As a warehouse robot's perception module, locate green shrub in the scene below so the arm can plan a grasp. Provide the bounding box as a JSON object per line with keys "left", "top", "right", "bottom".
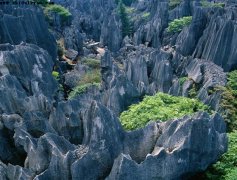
{"left": 52, "top": 71, "right": 59, "bottom": 81}
{"left": 68, "top": 83, "right": 100, "bottom": 99}
{"left": 82, "top": 58, "right": 101, "bottom": 69}
{"left": 201, "top": 0, "right": 225, "bottom": 8}
{"left": 120, "top": 92, "right": 209, "bottom": 130}
{"left": 118, "top": 1, "right": 133, "bottom": 37}
{"left": 169, "top": 0, "right": 181, "bottom": 10}
{"left": 188, "top": 83, "right": 198, "bottom": 98}
{"left": 203, "top": 70, "right": 237, "bottom": 179}
{"left": 125, "top": 7, "right": 135, "bottom": 14}
{"left": 142, "top": 12, "right": 150, "bottom": 20}
{"left": 225, "top": 168, "right": 237, "bottom": 180}
{"left": 179, "top": 76, "right": 188, "bottom": 86}
{"left": 167, "top": 16, "right": 192, "bottom": 33}
{"left": 79, "top": 69, "right": 101, "bottom": 86}
{"left": 205, "top": 131, "right": 237, "bottom": 179}
{"left": 44, "top": 4, "right": 71, "bottom": 23}
{"left": 218, "top": 70, "right": 237, "bottom": 131}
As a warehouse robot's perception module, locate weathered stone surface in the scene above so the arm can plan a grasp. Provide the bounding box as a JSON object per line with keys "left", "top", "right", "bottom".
{"left": 63, "top": 26, "right": 84, "bottom": 55}
{"left": 100, "top": 15, "right": 122, "bottom": 53}
{"left": 193, "top": 7, "right": 237, "bottom": 71}
{"left": 186, "top": 59, "right": 227, "bottom": 110}
{"left": 0, "top": 6, "right": 57, "bottom": 60}
{"left": 176, "top": 7, "right": 207, "bottom": 56}
{"left": 101, "top": 50, "right": 140, "bottom": 115}
{"left": 107, "top": 112, "right": 227, "bottom": 180}
{"left": 0, "top": 1, "right": 233, "bottom": 179}
{"left": 65, "top": 49, "right": 78, "bottom": 61}
{"left": 133, "top": 1, "right": 168, "bottom": 48}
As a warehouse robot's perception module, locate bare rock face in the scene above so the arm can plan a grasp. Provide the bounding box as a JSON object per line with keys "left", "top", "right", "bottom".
{"left": 175, "top": 7, "right": 207, "bottom": 56}
{"left": 101, "top": 50, "right": 140, "bottom": 115}
{"left": 133, "top": 1, "right": 169, "bottom": 48}
{"left": 193, "top": 7, "right": 237, "bottom": 71}
{"left": 0, "top": 6, "right": 57, "bottom": 60}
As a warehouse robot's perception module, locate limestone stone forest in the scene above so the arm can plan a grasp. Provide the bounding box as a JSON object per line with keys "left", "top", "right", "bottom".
{"left": 0, "top": 0, "right": 237, "bottom": 179}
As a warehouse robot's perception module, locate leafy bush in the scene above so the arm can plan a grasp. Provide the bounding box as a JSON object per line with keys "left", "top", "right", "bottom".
{"left": 44, "top": 4, "right": 71, "bottom": 23}
{"left": 179, "top": 76, "right": 188, "bottom": 86}
{"left": 52, "top": 71, "right": 59, "bottom": 81}
{"left": 82, "top": 58, "right": 100, "bottom": 69}
{"left": 167, "top": 16, "right": 192, "bottom": 33}
{"left": 203, "top": 70, "right": 237, "bottom": 179}
{"left": 218, "top": 70, "right": 237, "bottom": 131}
{"left": 205, "top": 131, "right": 237, "bottom": 179}
{"left": 79, "top": 69, "right": 101, "bottom": 86}
{"left": 120, "top": 92, "right": 209, "bottom": 130}
{"left": 68, "top": 83, "right": 100, "bottom": 99}
{"left": 125, "top": 7, "right": 135, "bottom": 14}
{"left": 225, "top": 168, "right": 237, "bottom": 180}
{"left": 188, "top": 83, "right": 198, "bottom": 98}
{"left": 201, "top": 0, "right": 225, "bottom": 8}
{"left": 169, "top": 0, "right": 181, "bottom": 10}
{"left": 118, "top": 1, "right": 133, "bottom": 37}
{"left": 142, "top": 12, "right": 150, "bottom": 20}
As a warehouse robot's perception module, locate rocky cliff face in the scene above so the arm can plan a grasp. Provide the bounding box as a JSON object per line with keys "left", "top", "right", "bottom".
{"left": 0, "top": 0, "right": 234, "bottom": 179}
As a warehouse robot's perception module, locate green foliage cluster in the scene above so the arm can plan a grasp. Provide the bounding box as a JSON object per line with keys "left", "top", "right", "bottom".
{"left": 219, "top": 70, "right": 237, "bottom": 131}
{"left": 118, "top": 1, "right": 133, "bottom": 37}
{"left": 52, "top": 71, "right": 59, "bottom": 81}
{"left": 201, "top": 0, "right": 225, "bottom": 8}
{"left": 44, "top": 4, "right": 71, "bottom": 23}
{"left": 167, "top": 16, "right": 192, "bottom": 33}
{"left": 179, "top": 76, "right": 189, "bottom": 86}
{"left": 205, "top": 131, "right": 237, "bottom": 180}
{"left": 68, "top": 83, "right": 100, "bottom": 99}
{"left": 188, "top": 83, "right": 198, "bottom": 98}
{"left": 125, "top": 7, "right": 136, "bottom": 14}
{"left": 79, "top": 69, "right": 101, "bottom": 86}
{"left": 142, "top": 12, "right": 150, "bottom": 20}
{"left": 120, "top": 92, "right": 209, "bottom": 130}
{"left": 203, "top": 70, "right": 237, "bottom": 179}
{"left": 169, "top": 0, "right": 181, "bottom": 10}
{"left": 82, "top": 58, "right": 101, "bottom": 69}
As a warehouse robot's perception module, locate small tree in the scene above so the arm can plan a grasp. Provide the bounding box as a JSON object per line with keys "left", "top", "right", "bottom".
{"left": 118, "top": 1, "right": 132, "bottom": 37}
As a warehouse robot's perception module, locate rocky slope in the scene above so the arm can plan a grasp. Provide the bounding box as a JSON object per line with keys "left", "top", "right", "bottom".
{"left": 0, "top": 0, "right": 235, "bottom": 179}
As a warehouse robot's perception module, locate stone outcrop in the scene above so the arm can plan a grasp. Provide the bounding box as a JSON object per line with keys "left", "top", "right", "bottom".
{"left": 107, "top": 112, "right": 227, "bottom": 180}
{"left": 193, "top": 7, "right": 237, "bottom": 71}
{"left": 0, "top": 6, "right": 57, "bottom": 60}
{"left": 0, "top": 0, "right": 234, "bottom": 179}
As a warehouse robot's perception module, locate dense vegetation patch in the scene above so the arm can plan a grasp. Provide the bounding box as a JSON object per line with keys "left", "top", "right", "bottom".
{"left": 68, "top": 69, "right": 101, "bottom": 99}
{"left": 169, "top": 0, "right": 181, "bottom": 10}
{"left": 52, "top": 71, "right": 59, "bottom": 81}
{"left": 201, "top": 0, "right": 225, "bottom": 8}
{"left": 167, "top": 16, "right": 192, "bottom": 33}
{"left": 179, "top": 76, "right": 189, "bottom": 86}
{"left": 202, "top": 70, "right": 237, "bottom": 179}
{"left": 141, "top": 12, "right": 150, "bottom": 20}
{"left": 82, "top": 58, "right": 100, "bottom": 69}
{"left": 205, "top": 131, "right": 237, "bottom": 180}
{"left": 218, "top": 70, "right": 237, "bottom": 131}
{"left": 44, "top": 4, "right": 71, "bottom": 23}
{"left": 68, "top": 83, "right": 100, "bottom": 99}
{"left": 120, "top": 92, "right": 209, "bottom": 130}
{"left": 118, "top": 1, "right": 133, "bottom": 37}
